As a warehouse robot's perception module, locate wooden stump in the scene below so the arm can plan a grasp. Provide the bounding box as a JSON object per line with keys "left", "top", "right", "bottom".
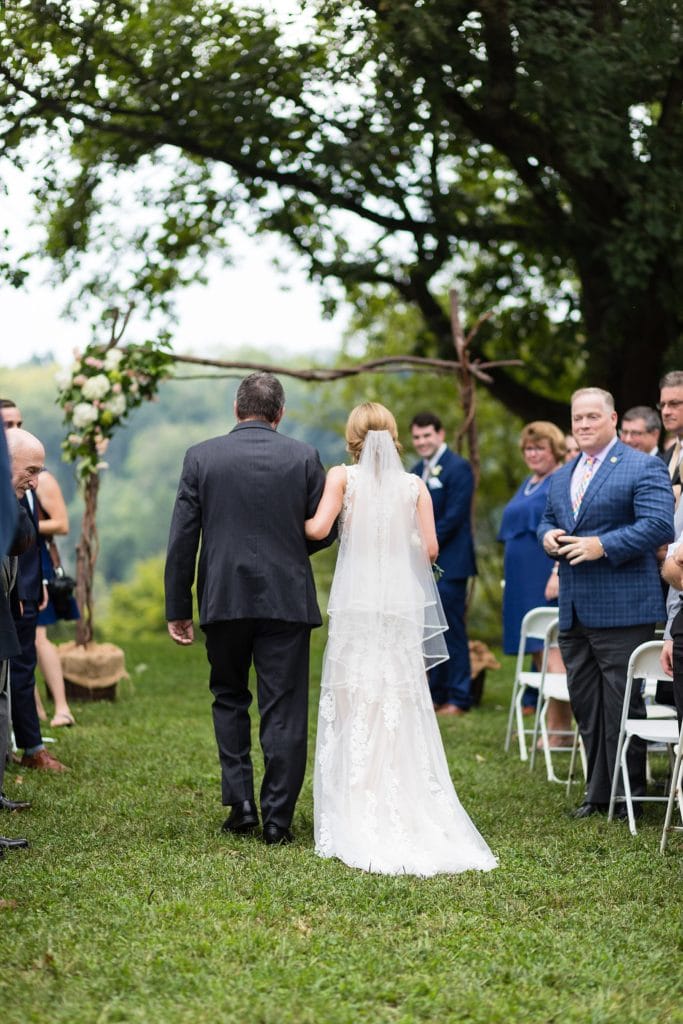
{"left": 57, "top": 641, "right": 129, "bottom": 702}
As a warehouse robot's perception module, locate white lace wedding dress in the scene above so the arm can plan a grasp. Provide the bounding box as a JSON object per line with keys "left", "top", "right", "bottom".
{"left": 313, "top": 439, "right": 497, "bottom": 876}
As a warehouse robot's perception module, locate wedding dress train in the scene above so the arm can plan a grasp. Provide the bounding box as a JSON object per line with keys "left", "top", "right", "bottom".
{"left": 313, "top": 441, "right": 497, "bottom": 876}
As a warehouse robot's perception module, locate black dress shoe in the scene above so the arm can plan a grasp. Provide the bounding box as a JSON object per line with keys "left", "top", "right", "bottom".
{"left": 263, "top": 824, "right": 293, "bottom": 846}
{"left": 571, "top": 801, "right": 608, "bottom": 819}
{"left": 0, "top": 835, "right": 29, "bottom": 850}
{"left": 0, "top": 793, "right": 32, "bottom": 812}
{"left": 613, "top": 802, "right": 643, "bottom": 821}
{"left": 222, "top": 800, "right": 259, "bottom": 835}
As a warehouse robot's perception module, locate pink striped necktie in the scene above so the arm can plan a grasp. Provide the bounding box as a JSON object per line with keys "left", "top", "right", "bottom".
{"left": 572, "top": 456, "right": 596, "bottom": 517}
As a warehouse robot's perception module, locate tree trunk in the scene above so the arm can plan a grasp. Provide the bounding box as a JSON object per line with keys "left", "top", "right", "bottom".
{"left": 75, "top": 471, "right": 100, "bottom": 646}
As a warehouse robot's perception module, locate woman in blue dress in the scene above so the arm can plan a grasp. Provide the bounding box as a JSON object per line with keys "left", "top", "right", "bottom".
{"left": 498, "top": 421, "right": 572, "bottom": 739}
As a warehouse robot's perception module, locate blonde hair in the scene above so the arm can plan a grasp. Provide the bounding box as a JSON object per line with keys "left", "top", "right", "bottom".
{"left": 345, "top": 402, "right": 402, "bottom": 462}
{"left": 519, "top": 421, "right": 566, "bottom": 462}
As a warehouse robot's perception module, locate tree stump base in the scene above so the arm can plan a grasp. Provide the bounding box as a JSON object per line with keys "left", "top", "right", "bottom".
{"left": 57, "top": 641, "right": 129, "bottom": 702}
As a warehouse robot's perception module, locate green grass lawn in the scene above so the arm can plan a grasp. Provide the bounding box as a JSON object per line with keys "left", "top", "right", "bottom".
{"left": 1, "top": 631, "right": 681, "bottom": 1024}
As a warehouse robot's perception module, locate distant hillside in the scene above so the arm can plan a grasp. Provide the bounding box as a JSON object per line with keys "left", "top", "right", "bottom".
{"left": 2, "top": 351, "right": 527, "bottom": 642}
{"left": 1, "top": 354, "right": 347, "bottom": 583}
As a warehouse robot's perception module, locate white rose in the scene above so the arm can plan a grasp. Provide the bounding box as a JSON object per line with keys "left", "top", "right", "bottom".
{"left": 72, "top": 402, "right": 99, "bottom": 429}
{"left": 105, "top": 394, "right": 127, "bottom": 417}
{"left": 104, "top": 349, "right": 124, "bottom": 370}
{"left": 54, "top": 369, "right": 72, "bottom": 390}
{"left": 82, "top": 373, "right": 111, "bottom": 400}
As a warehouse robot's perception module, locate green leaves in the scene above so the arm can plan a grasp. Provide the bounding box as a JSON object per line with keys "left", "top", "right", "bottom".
{"left": 1, "top": 0, "right": 682, "bottom": 414}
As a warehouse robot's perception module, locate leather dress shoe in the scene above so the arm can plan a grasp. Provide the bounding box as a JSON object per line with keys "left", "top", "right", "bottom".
{"left": 436, "top": 704, "right": 467, "bottom": 717}
{"left": 0, "top": 793, "right": 31, "bottom": 812}
{"left": 263, "top": 824, "right": 293, "bottom": 846}
{"left": 21, "top": 749, "right": 68, "bottom": 773}
{"left": 571, "top": 801, "right": 608, "bottom": 819}
{"left": 613, "top": 802, "right": 643, "bottom": 821}
{"left": 222, "top": 800, "right": 259, "bottom": 835}
{"left": 0, "top": 835, "right": 29, "bottom": 850}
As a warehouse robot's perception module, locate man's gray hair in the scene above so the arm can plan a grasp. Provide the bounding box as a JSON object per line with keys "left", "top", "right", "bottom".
{"left": 622, "top": 405, "right": 661, "bottom": 433}
{"left": 659, "top": 370, "right": 683, "bottom": 390}
{"left": 570, "top": 387, "right": 615, "bottom": 412}
{"left": 235, "top": 373, "right": 285, "bottom": 423}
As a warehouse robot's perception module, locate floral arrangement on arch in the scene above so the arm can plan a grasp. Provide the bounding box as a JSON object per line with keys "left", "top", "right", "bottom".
{"left": 56, "top": 339, "right": 173, "bottom": 477}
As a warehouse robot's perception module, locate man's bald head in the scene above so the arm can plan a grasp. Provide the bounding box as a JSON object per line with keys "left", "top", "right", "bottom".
{"left": 6, "top": 428, "right": 45, "bottom": 498}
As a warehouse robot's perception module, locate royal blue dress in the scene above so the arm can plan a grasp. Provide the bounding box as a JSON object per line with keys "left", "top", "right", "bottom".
{"left": 498, "top": 475, "right": 557, "bottom": 655}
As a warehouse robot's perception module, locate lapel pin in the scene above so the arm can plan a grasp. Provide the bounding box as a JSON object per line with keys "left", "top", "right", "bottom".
{"left": 610, "top": 456, "right": 618, "bottom": 463}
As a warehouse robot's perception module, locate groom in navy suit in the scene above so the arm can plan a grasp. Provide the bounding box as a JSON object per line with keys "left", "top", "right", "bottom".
{"left": 411, "top": 412, "right": 477, "bottom": 715}
{"left": 539, "top": 387, "right": 674, "bottom": 818}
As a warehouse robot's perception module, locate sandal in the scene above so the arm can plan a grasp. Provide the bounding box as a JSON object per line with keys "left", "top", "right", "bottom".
{"left": 50, "top": 712, "right": 76, "bottom": 728}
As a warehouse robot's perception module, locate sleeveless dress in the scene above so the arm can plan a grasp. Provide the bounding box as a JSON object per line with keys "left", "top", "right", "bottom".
{"left": 313, "top": 465, "right": 497, "bottom": 876}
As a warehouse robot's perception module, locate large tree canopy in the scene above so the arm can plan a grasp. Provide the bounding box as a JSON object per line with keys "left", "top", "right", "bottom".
{"left": 1, "top": 0, "right": 682, "bottom": 419}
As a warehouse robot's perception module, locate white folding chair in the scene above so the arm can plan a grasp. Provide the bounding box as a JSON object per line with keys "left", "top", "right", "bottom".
{"left": 504, "top": 607, "right": 561, "bottom": 762}
{"left": 608, "top": 641, "right": 680, "bottom": 835}
{"left": 528, "top": 620, "right": 586, "bottom": 786}
{"left": 660, "top": 717, "right": 683, "bottom": 853}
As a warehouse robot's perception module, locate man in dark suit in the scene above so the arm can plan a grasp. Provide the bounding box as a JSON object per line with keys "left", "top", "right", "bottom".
{"left": 165, "top": 373, "right": 335, "bottom": 845}
{"left": 6, "top": 428, "right": 67, "bottom": 774}
{"left": 0, "top": 426, "right": 32, "bottom": 853}
{"left": 658, "top": 371, "right": 683, "bottom": 496}
{"left": 539, "top": 387, "right": 674, "bottom": 819}
{"left": 410, "top": 412, "right": 477, "bottom": 716}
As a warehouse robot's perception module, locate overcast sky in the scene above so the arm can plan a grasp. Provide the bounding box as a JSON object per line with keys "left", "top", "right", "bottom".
{"left": 2, "top": 162, "right": 347, "bottom": 370}
{"left": 1, "top": 1, "right": 350, "bottom": 370}
{"left": 3, "top": 240, "right": 346, "bottom": 369}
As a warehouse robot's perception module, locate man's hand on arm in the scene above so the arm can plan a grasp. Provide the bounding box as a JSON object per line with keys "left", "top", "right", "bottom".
{"left": 661, "top": 639, "right": 674, "bottom": 677}
{"left": 168, "top": 619, "right": 194, "bottom": 645}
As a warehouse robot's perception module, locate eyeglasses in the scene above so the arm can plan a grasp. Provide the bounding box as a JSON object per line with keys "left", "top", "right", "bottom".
{"left": 619, "top": 428, "right": 646, "bottom": 437}
{"left": 522, "top": 445, "right": 550, "bottom": 453}
{"left": 657, "top": 401, "right": 683, "bottom": 410}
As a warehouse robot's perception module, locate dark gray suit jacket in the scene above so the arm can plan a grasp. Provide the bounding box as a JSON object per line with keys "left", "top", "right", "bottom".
{"left": 165, "top": 421, "right": 332, "bottom": 627}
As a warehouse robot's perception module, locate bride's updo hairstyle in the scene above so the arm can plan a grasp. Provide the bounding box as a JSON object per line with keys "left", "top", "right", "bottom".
{"left": 345, "top": 402, "right": 403, "bottom": 462}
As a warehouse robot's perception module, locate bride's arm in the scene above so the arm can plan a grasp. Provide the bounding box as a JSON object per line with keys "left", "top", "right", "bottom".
{"left": 305, "top": 466, "right": 346, "bottom": 540}
{"left": 416, "top": 480, "right": 439, "bottom": 562}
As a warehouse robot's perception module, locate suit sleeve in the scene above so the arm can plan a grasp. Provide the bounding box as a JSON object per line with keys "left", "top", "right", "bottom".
{"left": 305, "top": 450, "right": 338, "bottom": 555}
{"left": 436, "top": 458, "right": 474, "bottom": 547}
{"left": 164, "top": 449, "right": 202, "bottom": 620}
{"left": 598, "top": 456, "right": 674, "bottom": 565}
{"left": 537, "top": 485, "right": 560, "bottom": 542}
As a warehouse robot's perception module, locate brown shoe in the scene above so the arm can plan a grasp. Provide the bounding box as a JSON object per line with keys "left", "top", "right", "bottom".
{"left": 436, "top": 704, "right": 467, "bottom": 717}
{"left": 21, "top": 749, "right": 69, "bottom": 773}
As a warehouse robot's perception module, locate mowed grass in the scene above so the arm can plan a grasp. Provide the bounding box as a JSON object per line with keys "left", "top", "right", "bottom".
{"left": 1, "top": 629, "right": 681, "bottom": 1024}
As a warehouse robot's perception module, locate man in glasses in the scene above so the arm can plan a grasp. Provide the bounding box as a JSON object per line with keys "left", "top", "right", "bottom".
{"left": 619, "top": 406, "right": 661, "bottom": 456}
{"left": 658, "top": 372, "right": 683, "bottom": 499}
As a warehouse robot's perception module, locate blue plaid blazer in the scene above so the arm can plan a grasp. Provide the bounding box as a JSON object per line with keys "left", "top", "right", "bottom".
{"left": 537, "top": 440, "right": 674, "bottom": 629}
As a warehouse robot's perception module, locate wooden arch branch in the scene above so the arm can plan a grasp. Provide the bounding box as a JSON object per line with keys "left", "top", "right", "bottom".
{"left": 170, "top": 289, "right": 519, "bottom": 486}
{"left": 171, "top": 351, "right": 521, "bottom": 387}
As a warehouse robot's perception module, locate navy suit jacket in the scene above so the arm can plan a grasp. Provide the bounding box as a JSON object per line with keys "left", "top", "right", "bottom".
{"left": 411, "top": 447, "right": 476, "bottom": 579}
{"left": 537, "top": 440, "right": 674, "bottom": 629}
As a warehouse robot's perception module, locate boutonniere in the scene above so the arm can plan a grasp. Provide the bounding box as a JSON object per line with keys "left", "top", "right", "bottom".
{"left": 430, "top": 465, "right": 443, "bottom": 478}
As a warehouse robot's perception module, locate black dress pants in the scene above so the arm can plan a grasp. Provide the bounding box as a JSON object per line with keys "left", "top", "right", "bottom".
{"left": 203, "top": 618, "right": 312, "bottom": 828}
{"left": 9, "top": 603, "right": 41, "bottom": 751}
{"left": 559, "top": 619, "right": 653, "bottom": 804}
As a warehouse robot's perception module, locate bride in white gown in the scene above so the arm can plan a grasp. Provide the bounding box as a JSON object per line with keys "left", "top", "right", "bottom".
{"left": 305, "top": 403, "right": 497, "bottom": 877}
